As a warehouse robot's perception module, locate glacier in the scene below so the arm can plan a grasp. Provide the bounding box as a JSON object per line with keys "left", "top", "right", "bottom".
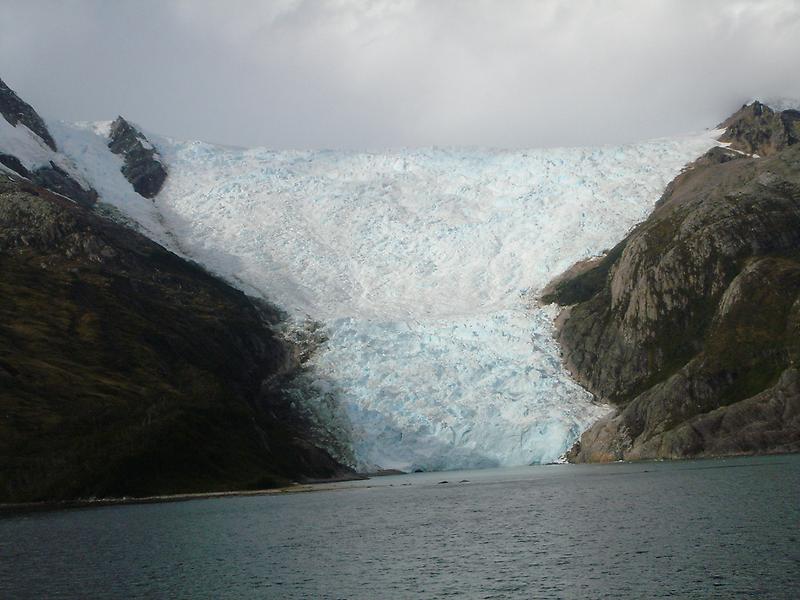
{"left": 46, "top": 122, "right": 720, "bottom": 472}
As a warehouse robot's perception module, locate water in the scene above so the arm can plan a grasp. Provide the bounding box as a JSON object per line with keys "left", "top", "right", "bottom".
{"left": 1, "top": 455, "right": 798, "bottom": 599}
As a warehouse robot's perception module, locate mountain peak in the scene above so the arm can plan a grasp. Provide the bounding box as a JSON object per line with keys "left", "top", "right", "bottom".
{"left": 719, "top": 101, "right": 800, "bottom": 156}
{"left": 0, "top": 77, "right": 57, "bottom": 151}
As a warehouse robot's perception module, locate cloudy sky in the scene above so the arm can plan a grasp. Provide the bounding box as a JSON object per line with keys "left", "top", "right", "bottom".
{"left": 1, "top": 0, "right": 799, "bottom": 149}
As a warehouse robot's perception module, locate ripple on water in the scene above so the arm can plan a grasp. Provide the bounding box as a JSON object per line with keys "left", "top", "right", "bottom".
{"left": 1, "top": 457, "right": 798, "bottom": 599}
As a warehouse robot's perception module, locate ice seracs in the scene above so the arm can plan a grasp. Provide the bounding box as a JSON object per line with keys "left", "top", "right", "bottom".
{"left": 53, "top": 123, "right": 720, "bottom": 472}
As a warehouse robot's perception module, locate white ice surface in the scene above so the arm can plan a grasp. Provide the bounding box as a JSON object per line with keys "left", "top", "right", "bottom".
{"left": 48, "top": 120, "right": 172, "bottom": 245}
{"left": 0, "top": 116, "right": 92, "bottom": 192}
{"left": 0, "top": 116, "right": 54, "bottom": 170}
{"left": 147, "top": 133, "right": 719, "bottom": 471}
{"left": 21, "top": 117, "right": 720, "bottom": 471}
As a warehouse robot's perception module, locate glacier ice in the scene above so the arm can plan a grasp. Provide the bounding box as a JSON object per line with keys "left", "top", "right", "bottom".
{"left": 0, "top": 115, "right": 94, "bottom": 191}
{"left": 51, "top": 124, "right": 720, "bottom": 471}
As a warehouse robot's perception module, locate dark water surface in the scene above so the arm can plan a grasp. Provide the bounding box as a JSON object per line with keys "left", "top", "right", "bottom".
{"left": 1, "top": 455, "right": 798, "bottom": 599}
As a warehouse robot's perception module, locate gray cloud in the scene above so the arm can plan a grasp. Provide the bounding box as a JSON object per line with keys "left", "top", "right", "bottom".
{"left": 1, "top": 0, "right": 799, "bottom": 149}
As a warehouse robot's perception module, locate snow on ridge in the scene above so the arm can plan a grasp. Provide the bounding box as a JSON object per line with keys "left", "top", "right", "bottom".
{"left": 0, "top": 115, "right": 94, "bottom": 192}
{"left": 750, "top": 97, "right": 800, "bottom": 112}
{"left": 49, "top": 120, "right": 172, "bottom": 247}
{"left": 146, "top": 130, "right": 720, "bottom": 471}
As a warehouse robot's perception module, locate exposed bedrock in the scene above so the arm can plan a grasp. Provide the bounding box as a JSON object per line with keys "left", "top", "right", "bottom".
{"left": 0, "top": 77, "right": 57, "bottom": 151}
{"left": 544, "top": 104, "right": 800, "bottom": 461}
{"left": 108, "top": 116, "right": 167, "bottom": 198}
{"left": 719, "top": 100, "right": 800, "bottom": 157}
{"left": 0, "top": 77, "right": 98, "bottom": 207}
{"left": 30, "top": 161, "right": 99, "bottom": 208}
{"left": 0, "top": 153, "right": 29, "bottom": 178}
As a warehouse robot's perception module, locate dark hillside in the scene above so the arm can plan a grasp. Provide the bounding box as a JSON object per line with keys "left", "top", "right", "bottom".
{"left": 0, "top": 175, "right": 352, "bottom": 502}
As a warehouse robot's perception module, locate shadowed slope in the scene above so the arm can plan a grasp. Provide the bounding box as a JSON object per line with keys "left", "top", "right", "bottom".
{"left": 0, "top": 175, "right": 353, "bottom": 502}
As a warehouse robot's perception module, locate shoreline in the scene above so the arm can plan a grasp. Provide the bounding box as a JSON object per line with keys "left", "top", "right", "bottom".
{"left": 2, "top": 452, "right": 795, "bottom": 515}
{"left": 0, "top": 475, "right": 369, "bottom": 515}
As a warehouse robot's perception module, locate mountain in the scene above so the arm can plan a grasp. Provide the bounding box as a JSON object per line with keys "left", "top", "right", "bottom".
{"left": 719, "top": 100, "right": 800, "bottom": 156}
{"left": 0, "top": 78, "right": 98, "bottom": 208}
{"left": 0, "top": 78, "right": 354, "bottom": 503}
{"left": 0, "top": 73, "right": 726, "bottom": 472}
{"left": 543, "top": 102, "right": 800, "bottom": 461}
{"left": 0, "top": 78, "right": 56, "bottom": 151}
{"left": 2, "top": 72, "right": 797, "bottom": 488}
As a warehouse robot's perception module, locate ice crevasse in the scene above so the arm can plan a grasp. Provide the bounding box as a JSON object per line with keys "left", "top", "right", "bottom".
{"left": 55, "top": 123, "right": 721, "bottom": 471}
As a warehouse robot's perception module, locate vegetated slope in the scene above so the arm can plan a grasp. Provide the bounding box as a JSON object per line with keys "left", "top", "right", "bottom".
{"left": 543, "top": 102, "right": 800, "bottom": 461}
{"left": 0, "top": 175, "right": 352, "bottom": 503}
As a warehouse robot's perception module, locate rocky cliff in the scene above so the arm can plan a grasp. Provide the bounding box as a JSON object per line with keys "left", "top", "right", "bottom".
{"left": 544, "top": 103, "right": 800, "bottom": 462}
{"left": 719, "top": 100, "right": 800, "bottom": 156}
{"left": 0, "top": 78, "right": 56, "bottom": 151}
{"left": 0, "top": 77, "right": 98, "bottom": 207}
{"left": 0, "top": 173, "right": 353, "bottom": 503}
{"left": 108, "top": 116, "right": 167, "bottom": 198}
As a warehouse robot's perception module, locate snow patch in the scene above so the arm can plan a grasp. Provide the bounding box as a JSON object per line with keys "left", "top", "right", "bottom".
{"left": 753, "top": 97, "right": 800, "bottom": 112}
{"left": 0, "top": 116, "right": 92, "bottom": 192}
{"left": 48, "top": 120, "right": 172, "bottom": 247}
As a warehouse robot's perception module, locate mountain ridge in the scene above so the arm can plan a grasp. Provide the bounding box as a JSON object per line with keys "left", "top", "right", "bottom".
{"left": 2, "top": 74, "right": 797, "bottom": 489}
{"left": 0, "top": 78, "right": 356, "bottom": 503}
{"left": 543, "top": 103, "right": 800, "bottom": 462}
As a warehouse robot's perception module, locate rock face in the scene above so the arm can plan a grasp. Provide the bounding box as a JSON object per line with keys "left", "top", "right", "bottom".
{"left": 0, "top": 77, "right": 57, "bottom": 151}
{"left": 0, "top": 175, "right": 353, "bottom": 503}
{"left": 0, "top": 153, "right": 29, "bottom": 177}
{"left": 29, "top": 161, "right": 99, "bottom": 208}
{"left": 544, "top": 103, "right": 800, "bottom": 462}
{"left": 0, "top": 77, "right": 98, "bottom": 208}
{"left": 108, "top": 116, "right": 167, "bottom": 198}
{"left": 719, "top": 101, "right": 800, "bottom": 156}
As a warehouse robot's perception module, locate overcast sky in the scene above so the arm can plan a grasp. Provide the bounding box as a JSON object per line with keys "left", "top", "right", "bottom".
{"left": 1, "top": 0, "right": 799, "bottom": 149}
